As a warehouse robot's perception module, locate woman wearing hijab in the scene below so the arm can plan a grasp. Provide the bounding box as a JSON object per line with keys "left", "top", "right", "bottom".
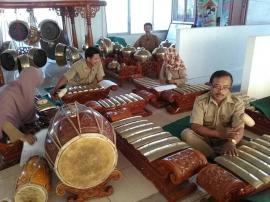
{"left": 159, "top": 47, "right": 187, "bottom": 86}
{"left": 0, "top": 67, "right": 44, "bottom": 144}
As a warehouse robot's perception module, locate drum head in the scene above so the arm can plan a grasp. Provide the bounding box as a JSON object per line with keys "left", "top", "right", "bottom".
{"left": 15, "top": 184, "right": 48, "bottom": 202}
{"left": 55, "top": 133, "right": 117, "bottom": 189}
{"left": 9, "top": 20, "right": 29, "bottom": 41}
{"left": 40, "top": 20, "right": 60, "bottom": 42}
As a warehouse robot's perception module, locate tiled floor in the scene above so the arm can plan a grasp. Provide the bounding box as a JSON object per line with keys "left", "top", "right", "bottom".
{"left": 0, "top": 62, "right": 259, "bottom": 201}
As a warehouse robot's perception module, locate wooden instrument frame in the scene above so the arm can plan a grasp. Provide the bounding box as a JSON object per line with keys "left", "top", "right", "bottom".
{"left": 0, "top": 0, "right": 106, "bottom": 47}
{"left": 56, "top": 169, "right": 121, "bottom": 202}
{"left": 0, "top": 141, "right": 23, "bottom": 170}
{"left": 245, "top": 108, "right": 270, "bottom": 135}
{"left": 61, "top": 87, "right": 111, "bottom": 104}
{"left": 102, "top": 56, "right": 142, "bottom": 86}
{"left": 116, "top": 135, "right": 197, "bottom": 202}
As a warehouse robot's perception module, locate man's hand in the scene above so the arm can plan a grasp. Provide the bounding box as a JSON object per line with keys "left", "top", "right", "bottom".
{"left": 21, "top": 134, "right": 37, "bottom": 145}
{"left": 221, "top": 142, "right": 238, "bottom": 156}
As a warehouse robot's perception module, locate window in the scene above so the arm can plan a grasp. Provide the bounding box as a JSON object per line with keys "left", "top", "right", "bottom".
{"left": 106, "top": 0, "right": 172, "bottom": 34}
{"left": 172, "top": 0, "right": 196, "bottom": 22}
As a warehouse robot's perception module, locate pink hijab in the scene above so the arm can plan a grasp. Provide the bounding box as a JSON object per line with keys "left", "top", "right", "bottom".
{"left": 0, "top": 67, "right": 44, "bottom": 138}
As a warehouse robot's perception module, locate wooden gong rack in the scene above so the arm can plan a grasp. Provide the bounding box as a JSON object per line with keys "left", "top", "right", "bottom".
{"left": 0, "top": 0, "right": 106, "bottom": 48}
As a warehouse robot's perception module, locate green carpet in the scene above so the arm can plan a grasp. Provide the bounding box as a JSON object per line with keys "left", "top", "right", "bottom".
{"left": 240, "top": 189, "right": 270, "bottom": 202}
{"left": 250, "top": 96, "right": 270, "bottom": 118}
{"left": 162, "top": 116, "right": 190, "bottom": 138}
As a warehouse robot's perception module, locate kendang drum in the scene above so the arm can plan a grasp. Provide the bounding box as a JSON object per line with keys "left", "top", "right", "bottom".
{"left": 45, "top": 102, "right": 118, "bottom": 189}
{"left": 14, "top": 156, "right": 50, "bottom": 202}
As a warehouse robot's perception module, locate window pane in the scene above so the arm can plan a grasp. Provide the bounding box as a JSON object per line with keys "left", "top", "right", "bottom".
{"left": 177, "top": 0, "right": 185, "bottom": 21}
{"left": 153, "top": 0, "right": 172, "bottom": 30}
{"left": 130, "top": 0, "right": 153, "bottom": 34}
{"left": 106, "top": 0, "right": 128, "bottom": 33}
{"left": 186, "top": 0, "right": 195, "bottom": 21}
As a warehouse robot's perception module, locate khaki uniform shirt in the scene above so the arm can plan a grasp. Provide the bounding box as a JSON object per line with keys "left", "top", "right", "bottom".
{"left": 64, "top": 59, "right": 105, "bottom": 85}
{"left": 134, "top": 34, "right": 160, "bottom": 52}
{"left": 191, "top": 92, "right": 245, "bottom": 131}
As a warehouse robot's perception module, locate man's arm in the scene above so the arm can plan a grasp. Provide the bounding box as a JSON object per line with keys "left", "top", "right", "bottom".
{"left": 191, "top": 123, "right": 223, "bottom": 138}
{"left": 2, "top": 121, "right": 36, "bottom": 145}
{"left": 96, "top": 63, "right": 105, "bottom": 82}
{"left": 52, "top": 76, "right": 68, "bottom": 96}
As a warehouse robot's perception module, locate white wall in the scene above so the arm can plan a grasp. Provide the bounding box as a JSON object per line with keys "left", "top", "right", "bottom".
{"left": 241, "top": 36, "right": 270, "bottom": 99}
{"left": 176, "top": 25, "right": 270, "bottom": 86}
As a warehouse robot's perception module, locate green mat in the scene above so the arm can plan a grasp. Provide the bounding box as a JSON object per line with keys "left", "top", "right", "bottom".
{"left": 162, "top": 116, "right": 190, "bottom": 138}
{"left": 240, "top": 189, "right": 270, "bottom": 202}
{"left": 250, "top": 96, "right": 270, "bottom": 118}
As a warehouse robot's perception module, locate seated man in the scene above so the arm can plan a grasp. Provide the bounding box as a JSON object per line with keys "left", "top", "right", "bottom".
{"left": 159, "top": 47, "right": 187, "bottom": 86}
{"left": 134, "top": 22, "right": 160, "bottom": 53}
{"left": 52, "top": 47, "right": 105, "bottom": 95}
{"left": 181, "top": 70, "right": 245, "bottom": 158}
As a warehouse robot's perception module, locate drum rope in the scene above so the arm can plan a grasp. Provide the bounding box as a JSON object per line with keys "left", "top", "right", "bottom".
{"left": 91, "top": 107, "right": 103, "bottom": 134}
{"left": 61, "top": 105, "right": 80, "bottom": 135}
{"left": 75, "top": 102, "right": 82, "bottom": 134}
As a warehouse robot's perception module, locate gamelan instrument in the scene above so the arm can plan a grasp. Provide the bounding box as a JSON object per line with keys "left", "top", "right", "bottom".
{"left": 8, "top": 20, "right": 29, "bottom": 42}
{"left": 0, "top": 49, "right": 18, "bottom": 71}
{"left": 45, "top": 102, "right": 118, "bottom": 189}
{"left": 14, "top": 156, "right": 51, "bottom": 202}
{"left": 86, "top": 92, "right": 152, "bottom": 121}
{"left": 0, "top": 141, "right": 23, "bottom": 170}
{"left": 161, "top": 83, "right": 210, "bottom": 114}
{"left": 112, "top": 116, "right": 207, "bottom": 201}
{"left": 61, "top": 80, "right": 118, "bottom": 104}
{"left": 0, "top": 66, "right": 4, "bottom": 87}
{"left": 234, "top": 93, "right": 270, "bottom": 135}
{"left": 133, "top": 76, "right": 209, "bottom": 112}
{"left": 197, "top": 135, "right": 270, "bottom": 202}
{"left": 103, "top": 60, "right": 142, "bottom": 86}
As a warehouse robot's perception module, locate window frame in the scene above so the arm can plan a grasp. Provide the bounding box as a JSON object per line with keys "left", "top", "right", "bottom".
{"left": 171, "top": 0, "right": 196, "bottom": 24}
{"left": 106, "top": 0, "right": 172, "bottom": 35}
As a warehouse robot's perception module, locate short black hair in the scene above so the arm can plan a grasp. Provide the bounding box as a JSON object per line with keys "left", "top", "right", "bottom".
{"left": 144, "top": 23, "right": 152, "bottom": 28}
{"left": 209, "top": 70, "right": 233, "bottom": 85}
{"left": 85, "top": 47, "right": 101, "bottom": 59}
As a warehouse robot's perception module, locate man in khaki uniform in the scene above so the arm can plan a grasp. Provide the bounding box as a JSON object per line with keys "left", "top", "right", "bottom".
{"left": 52, "top": 47, "right": 105, "bottom": 95}
{"left": 134, "top": 23, "right": 160, "bottom": 53}
{"left": 181, "top": 70, "right": 245, "bottom": 158}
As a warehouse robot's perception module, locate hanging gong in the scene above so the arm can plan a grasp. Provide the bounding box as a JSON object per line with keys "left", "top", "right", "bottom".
{"left": 68, "top": 46, "right": 81, "bottom": 65}
{"left": 55, "top": 43, "right": 67, "bottom": 66}
{"left": 17, "top": 54, "right": 31, "bottom": 72}
{"left": 8, "top": 20, "right": 29, "bottom": 42}
{"left": 39, "top": 20, "right": 61, "bottom": 42}
{"left": 28, "top": 48, "right": 47, "bottom": 68}
{"left": 40, "top": 30, "right": 68, "bottom": 60}
{"left": 0, "top": 49, "right": 18, "bottom": 71}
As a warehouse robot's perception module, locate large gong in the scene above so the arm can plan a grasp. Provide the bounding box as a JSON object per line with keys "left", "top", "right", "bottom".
{"left": 8, "top": 20, "right": 29, "bottom": 42}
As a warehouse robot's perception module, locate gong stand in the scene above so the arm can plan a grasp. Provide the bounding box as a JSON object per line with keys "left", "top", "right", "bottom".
{"left": 0, "top": 0, "right": 106, "bottom": 47}
{"left": 56, "top": 169, "right": 122, "bottom": 202}
{"left": 0, "top": 67, "right": 4, "bottom": 87}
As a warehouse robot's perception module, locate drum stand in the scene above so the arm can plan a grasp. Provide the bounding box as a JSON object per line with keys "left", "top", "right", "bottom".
{"left": 56, "top": 169, "right": 122, "bottom": 202}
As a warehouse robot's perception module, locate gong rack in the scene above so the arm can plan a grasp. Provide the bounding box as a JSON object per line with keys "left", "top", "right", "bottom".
{"left": 0, "top": 0, "right": 106, "bottom": 48}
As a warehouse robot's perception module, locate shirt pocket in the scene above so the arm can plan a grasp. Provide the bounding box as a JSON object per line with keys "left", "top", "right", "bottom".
{"left": 204, "top": 114, "right": 214, "bottom": 127}
{"left": 219, "top": 113, "right": 232, "bottom": 127}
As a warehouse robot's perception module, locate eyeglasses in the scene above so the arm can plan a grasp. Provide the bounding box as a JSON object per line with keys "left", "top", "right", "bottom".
{"left": 212, "top": 84, "right": 231, "bottom": 91}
